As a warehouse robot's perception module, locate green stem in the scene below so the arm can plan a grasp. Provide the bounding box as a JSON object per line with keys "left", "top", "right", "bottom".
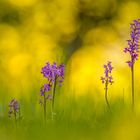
{"left": 131, "top": 64, "right": 134, "bottom": 112}
{"left": 43, "top": 95, "right": 47, "bottom": 125}
{"left": 123, "top": 88, "right": 125, "bottom": 105}
{"left": 51, "top": 77, "right": 56, "bottom": 120}
{"left": 105, "top": 83, "right": 111, "bottom": 112}
{"left": 19, "top": 107, "right": 21, "bottom": 123}
{"left": 14, "top": 109, "right": 17, "bottom": 128}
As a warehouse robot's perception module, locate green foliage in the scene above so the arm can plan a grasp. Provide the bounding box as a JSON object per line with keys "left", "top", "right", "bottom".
{"left": 0, "top": 93, "right": 139, "bottom": 140}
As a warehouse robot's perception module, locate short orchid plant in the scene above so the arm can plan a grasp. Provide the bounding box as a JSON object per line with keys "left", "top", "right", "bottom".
{"left": 9, "top": 99, "right": 20, "bottom": 125}
{"left": 101, "top": 61, "right": 113, "bottom": 111}
{"left": 40, "top": 62, "right": 65, "bottom": 121}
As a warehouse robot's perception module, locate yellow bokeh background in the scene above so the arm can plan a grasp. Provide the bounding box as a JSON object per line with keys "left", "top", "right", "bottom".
{"left": 0, "top": 0, "right": 140, "bottom": 107}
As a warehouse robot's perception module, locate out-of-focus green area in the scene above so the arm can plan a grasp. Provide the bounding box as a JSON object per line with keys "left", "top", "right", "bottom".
{"left": 1, "top": 0, "right": 140, "bottom": 139}
{"left": 0, "top": 96, "right": 140, "bottom": 140}
{"left": 0, "top": 0, "right": 140, "bottom": 98}
{"left": 1, "top": 0, "right": 140, "bottom": 99}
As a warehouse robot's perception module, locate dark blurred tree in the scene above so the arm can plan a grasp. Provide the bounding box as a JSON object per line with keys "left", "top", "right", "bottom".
{"left": 63, "top": 0, "right": 120, "bottom": 62}
{"left": 0, "top": 2, "right": 22, "bottom": 26}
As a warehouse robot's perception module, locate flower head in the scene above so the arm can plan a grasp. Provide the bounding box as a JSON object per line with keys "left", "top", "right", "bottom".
{"left": 41, "top": 62, "right": 65, "bottom": 84}
{"left": 101, "top": 61, "right": 113, "bottom": 85}
{"left": 40, "top": 84, "right": 51, "bottom": 96}
{"left": 40, "top": 62, "right": 65, "bottom": 97}
{"left": 8, "top": 99, "right": 20, "bottom": 117}
{"left": 124, "top": 19, "right": 140, "bottom": 67}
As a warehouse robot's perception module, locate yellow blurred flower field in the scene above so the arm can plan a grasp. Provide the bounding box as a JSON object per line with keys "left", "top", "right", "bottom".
{"left": 0, "top": 0, "right": 140, "bottom": 140}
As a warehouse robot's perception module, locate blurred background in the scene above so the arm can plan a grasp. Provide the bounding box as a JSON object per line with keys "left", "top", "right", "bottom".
{"left": 1, "top": 0, "right": 140, "bottom": 140}
{"left": 1, "top": 0, "right": 140, "bottom": 110}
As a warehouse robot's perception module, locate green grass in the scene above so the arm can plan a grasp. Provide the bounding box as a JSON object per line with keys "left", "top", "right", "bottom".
{"left": 0, "top": 92, "right": 139, "bottom": 140}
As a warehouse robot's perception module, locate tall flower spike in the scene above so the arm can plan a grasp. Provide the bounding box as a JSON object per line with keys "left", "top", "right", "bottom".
{"left": 124, "top": 19, "right": 140, "bottom": 112}
{"left": 101, "top": 61, "right": 113, "bottom": 85}
{"left": 101, "top": 61, "right": 113, "bottom": 111}
{"left": 124, "top": 19, "right": 140, "bottom": 67}
{"left": 40, "top": 62, "right": 65, "bottom": 98}
{"left": 40, "top": 62, "right": 65, "bottom": 121}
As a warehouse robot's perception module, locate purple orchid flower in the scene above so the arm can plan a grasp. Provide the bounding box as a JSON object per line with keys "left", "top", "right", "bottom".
{"left": 40, "top": 62, "right": 65, "bottom": 121}
{"left": 124, "top": 19, "right": 140, "bottom": 111}
{"left": 101, "top": 61, "right": 113, "bottom": 111}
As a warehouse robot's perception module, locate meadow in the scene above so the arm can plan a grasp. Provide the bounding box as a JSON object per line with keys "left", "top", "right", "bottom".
{"left": 1, "top": 93, "right": 139, "bottom": 140}
{"left": 1, "top": 0, "right": 140, "bottom": 140}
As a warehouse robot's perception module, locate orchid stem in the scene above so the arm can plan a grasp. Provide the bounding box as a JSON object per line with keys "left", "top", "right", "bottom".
{"left": 43, "top": 95, "right": 47, "bottom": 125}
{"left": 105, "top": 83, "right": 111, "bottom": 112}
{"left": 52, "top": 77, "right": 56, "bottom": 120}
{"left": 19, "top": 107, "right": 21, "bottom": 123}
{"left": 131, "top": 64, "right": 134, "bottom": 112}
{"left": 14, "top": 109, "right": 17, "bottom": 128}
